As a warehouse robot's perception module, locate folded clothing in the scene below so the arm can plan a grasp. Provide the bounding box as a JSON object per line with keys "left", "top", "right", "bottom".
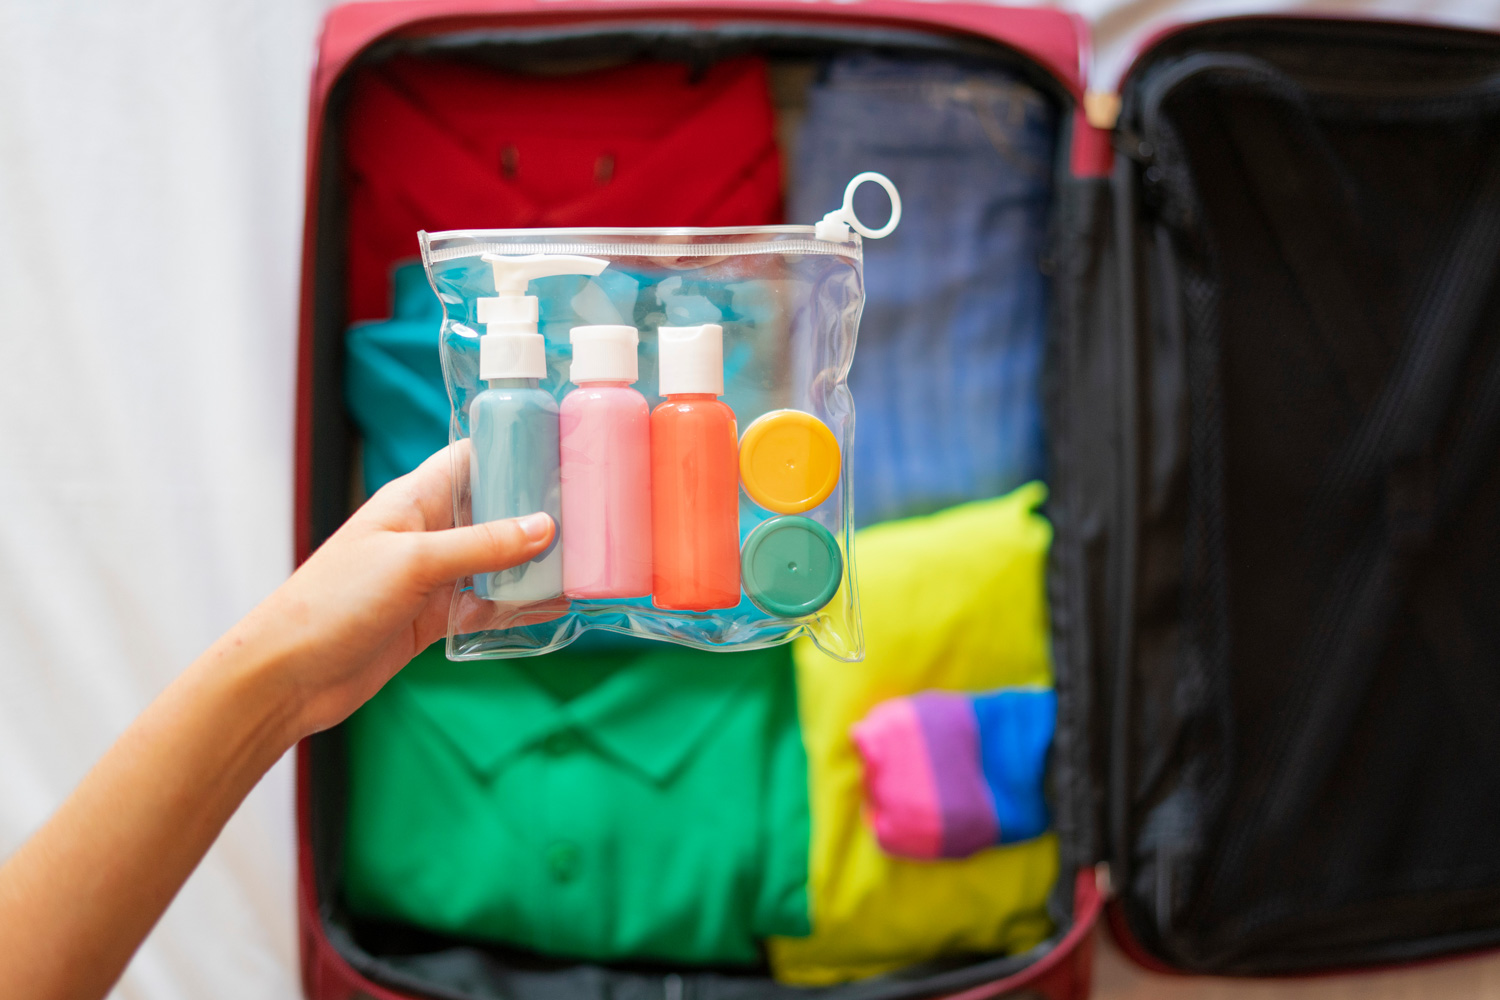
{"left": 344, "top": 55, "right": 782, "bottom": 323}
{"left": 344, "top": 274, "right": 813, "bottom": 962}
{"left": 769, "top": 482, "right": 1057, "bottom": 985}
{"left": 340, "top": 63, "right": 802, "bottom": 965}
{"left": 854, "top": 688, "right": 1055, "bottom": 860}
{"left": 790, "top": 54, "right": 1056, "bottom": 525}
{"left": 344, "top": 56, "right": 785, "bottom": 492}
{"left": 343, "top": 641, "right": 810, "bottom": 965}
{"left": 345, "top": 263, "right": 448, "bottom": 495}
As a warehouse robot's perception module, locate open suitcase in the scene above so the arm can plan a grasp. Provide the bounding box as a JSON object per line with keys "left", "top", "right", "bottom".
{"left": 294, "top": 3, "right": 1500, "bottom": 998}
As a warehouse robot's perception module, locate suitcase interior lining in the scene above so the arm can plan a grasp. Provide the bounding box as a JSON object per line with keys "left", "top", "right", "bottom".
{"left": 305, "top": 24, "right": 1084, "bottom": 1000}
{"left": 1110, "top": 18, "right": 1500, "bottom": 975}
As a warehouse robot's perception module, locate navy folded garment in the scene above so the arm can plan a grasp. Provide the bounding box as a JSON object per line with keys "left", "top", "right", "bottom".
{"left": 791, "top": 55, "right": 1056, "bottom": 525}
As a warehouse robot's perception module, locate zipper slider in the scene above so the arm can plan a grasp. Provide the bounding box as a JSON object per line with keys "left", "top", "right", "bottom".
{"left": 1094, "top": 861, "right": 1116, "bottom": 900}
{"left": 815, "top": 171, "right": 902, "bottom": 243}
{"left": 1084, "top": 91, "right": 1120, "bottom": 130}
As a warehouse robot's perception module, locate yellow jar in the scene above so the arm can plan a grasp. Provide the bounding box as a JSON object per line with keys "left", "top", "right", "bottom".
{"left": 738, "top": 409, "right": 841, "bottom": 514}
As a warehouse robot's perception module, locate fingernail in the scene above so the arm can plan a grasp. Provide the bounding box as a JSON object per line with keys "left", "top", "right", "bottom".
{"left": 516, "top": 512, "right": 552, "bottom": 543}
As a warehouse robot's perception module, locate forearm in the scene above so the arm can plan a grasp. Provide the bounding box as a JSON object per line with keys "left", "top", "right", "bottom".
{"left": 0, "top": 637, "right": 301, "bottom": 1000}
{"left": 0, "top": 445, "right": 550, "bottom": 1000}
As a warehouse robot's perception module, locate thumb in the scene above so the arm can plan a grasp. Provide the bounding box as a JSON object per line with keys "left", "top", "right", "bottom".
{"left": 413, "top": 512, "right": 555, "bottom": 585}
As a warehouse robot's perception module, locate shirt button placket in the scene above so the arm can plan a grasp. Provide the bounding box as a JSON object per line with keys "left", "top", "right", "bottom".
{"left": 542, "top": 729, "right": 580, "bottom": 757}
{"left": 537, "top": 725, "right": 582, "bottom": 952}
{"left": 546, "top": 839, "right": 581, "bottom": 884}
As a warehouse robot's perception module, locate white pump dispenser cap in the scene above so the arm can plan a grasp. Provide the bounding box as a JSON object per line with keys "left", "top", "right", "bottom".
{"left": 477, "top": 253, "right": 609, "bottom": 380}
{"left": 570, "top": 325, "right": 639, "bottom": 384}
{"left": 658, "top": 324, "right": 724, "bottom": 396}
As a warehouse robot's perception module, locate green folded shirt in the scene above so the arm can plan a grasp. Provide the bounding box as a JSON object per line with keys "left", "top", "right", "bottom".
{"left": 343, "top": 640, "right": 811, "bottom": 965}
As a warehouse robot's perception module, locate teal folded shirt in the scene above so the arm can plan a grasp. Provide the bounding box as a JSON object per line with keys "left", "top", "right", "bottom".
{"left": 345, "top": 263, "right": 449, "bottom": 496}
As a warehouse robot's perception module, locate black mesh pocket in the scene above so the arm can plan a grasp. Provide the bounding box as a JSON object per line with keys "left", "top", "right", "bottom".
{"left": 1122, "top": 35, "right": 1500, "bottom": 972}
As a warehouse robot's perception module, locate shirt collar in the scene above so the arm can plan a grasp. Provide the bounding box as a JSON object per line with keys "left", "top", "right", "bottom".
{"left": 390, "top": 643, "right": 774, "bottom": 786}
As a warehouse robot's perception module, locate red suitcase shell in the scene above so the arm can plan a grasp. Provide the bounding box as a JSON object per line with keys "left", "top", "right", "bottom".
{"left": 295, "top": 4, "right": 1500, "bottom": 997}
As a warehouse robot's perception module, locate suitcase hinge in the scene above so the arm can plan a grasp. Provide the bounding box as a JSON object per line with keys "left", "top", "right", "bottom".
{"left": 1112, "top": 129, "right": 1155, "bottom": 166}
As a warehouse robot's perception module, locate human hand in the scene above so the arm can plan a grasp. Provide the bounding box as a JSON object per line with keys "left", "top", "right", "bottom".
{"left": 0, "top": 441, "right": 558, "bottom": 1000}
{"left": 211, "top": 442, "right": 555, "bottom": 742}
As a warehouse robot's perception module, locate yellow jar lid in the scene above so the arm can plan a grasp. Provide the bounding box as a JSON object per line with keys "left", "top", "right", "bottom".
{"left": 739, "top": 409, "right": 841, "bottom": 514}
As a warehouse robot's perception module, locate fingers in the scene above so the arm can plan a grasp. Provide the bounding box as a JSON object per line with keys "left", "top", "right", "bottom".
{"left": 410, "top": 512, "right": 554, "bottom": 586}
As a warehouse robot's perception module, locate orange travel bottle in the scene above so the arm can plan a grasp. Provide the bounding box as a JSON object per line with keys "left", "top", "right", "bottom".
{"left": 651, "top": 324, "right": 741, "bottom": 610}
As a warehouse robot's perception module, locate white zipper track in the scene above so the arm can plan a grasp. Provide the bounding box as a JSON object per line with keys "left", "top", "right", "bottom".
{"left": 424, "top": 239, "right": 860, "bottom": 263}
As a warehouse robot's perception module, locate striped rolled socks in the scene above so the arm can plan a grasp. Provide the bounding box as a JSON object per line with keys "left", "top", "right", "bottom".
{"left": 851, "top": 689, "right": 1055, "bottom": 859}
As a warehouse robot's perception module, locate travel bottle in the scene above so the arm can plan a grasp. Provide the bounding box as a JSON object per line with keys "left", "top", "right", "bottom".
{"left": 650, "top": 324, "right": 741, "bottom": 610}
{"left": 559, "top": 325, "right": 652, "bottom": 599}
{"left": 469, "top": 252, "right": 608, "bottom": 602}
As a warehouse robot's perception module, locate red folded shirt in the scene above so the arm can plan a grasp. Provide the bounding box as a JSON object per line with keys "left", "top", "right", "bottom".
{"left": 343, "top": 55, "right": 784, "bottom": 323}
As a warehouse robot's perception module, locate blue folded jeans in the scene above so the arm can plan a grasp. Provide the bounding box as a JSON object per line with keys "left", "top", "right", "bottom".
{"left": 791, "top": 55, "right": 1056, "bottom": 525}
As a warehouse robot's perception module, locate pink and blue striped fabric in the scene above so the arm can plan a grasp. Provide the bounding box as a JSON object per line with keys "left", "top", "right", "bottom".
{"left": 852, "top": 689, "right": 1054, "bottom": 859}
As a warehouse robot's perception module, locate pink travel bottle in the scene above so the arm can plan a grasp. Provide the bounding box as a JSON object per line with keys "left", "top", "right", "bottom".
{"left": 559, "top": 325, "right": 653, "bottom": 599}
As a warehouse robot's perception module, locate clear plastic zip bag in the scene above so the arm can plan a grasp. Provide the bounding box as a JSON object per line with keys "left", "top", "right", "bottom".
{"left": 423, "top": 173, "right": 900, "bottom": 661}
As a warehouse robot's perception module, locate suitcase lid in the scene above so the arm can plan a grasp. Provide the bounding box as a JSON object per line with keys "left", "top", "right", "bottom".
{"left": 1080, "top": 9, "right": 1500, "bottom": 979}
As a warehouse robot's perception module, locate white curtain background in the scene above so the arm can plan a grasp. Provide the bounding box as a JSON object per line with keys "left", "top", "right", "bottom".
{"left": 0, "top": 2, "right": 1497, "bottom": 998}
{"left": 0, "top": 2, "right": 333, "bottom": 998}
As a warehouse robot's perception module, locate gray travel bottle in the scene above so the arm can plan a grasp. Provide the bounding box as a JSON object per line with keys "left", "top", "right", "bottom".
{"left": 469, "top": 252, "right": 608, "bottom": 602}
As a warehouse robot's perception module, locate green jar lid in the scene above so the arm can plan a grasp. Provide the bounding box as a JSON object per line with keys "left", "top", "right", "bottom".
{"left": 740, "top": 515, "right": 843, "bottom": 619}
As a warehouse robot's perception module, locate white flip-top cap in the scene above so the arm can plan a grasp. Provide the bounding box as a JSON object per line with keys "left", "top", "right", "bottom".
{"left": 570, "top": 325, "right": 639, "bottom": 384}
{"left": 658, "top": 324, "right": 724, "bottom": 397}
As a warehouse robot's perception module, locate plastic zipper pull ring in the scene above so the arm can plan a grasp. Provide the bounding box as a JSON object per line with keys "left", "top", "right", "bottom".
{"left": 815, "top": 171, "right": 902, "bottom": 243}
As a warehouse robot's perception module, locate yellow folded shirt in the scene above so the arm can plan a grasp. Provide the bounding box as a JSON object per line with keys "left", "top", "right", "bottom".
{"left": 769, "top": 481, "right": 1057, "bottom": 985}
